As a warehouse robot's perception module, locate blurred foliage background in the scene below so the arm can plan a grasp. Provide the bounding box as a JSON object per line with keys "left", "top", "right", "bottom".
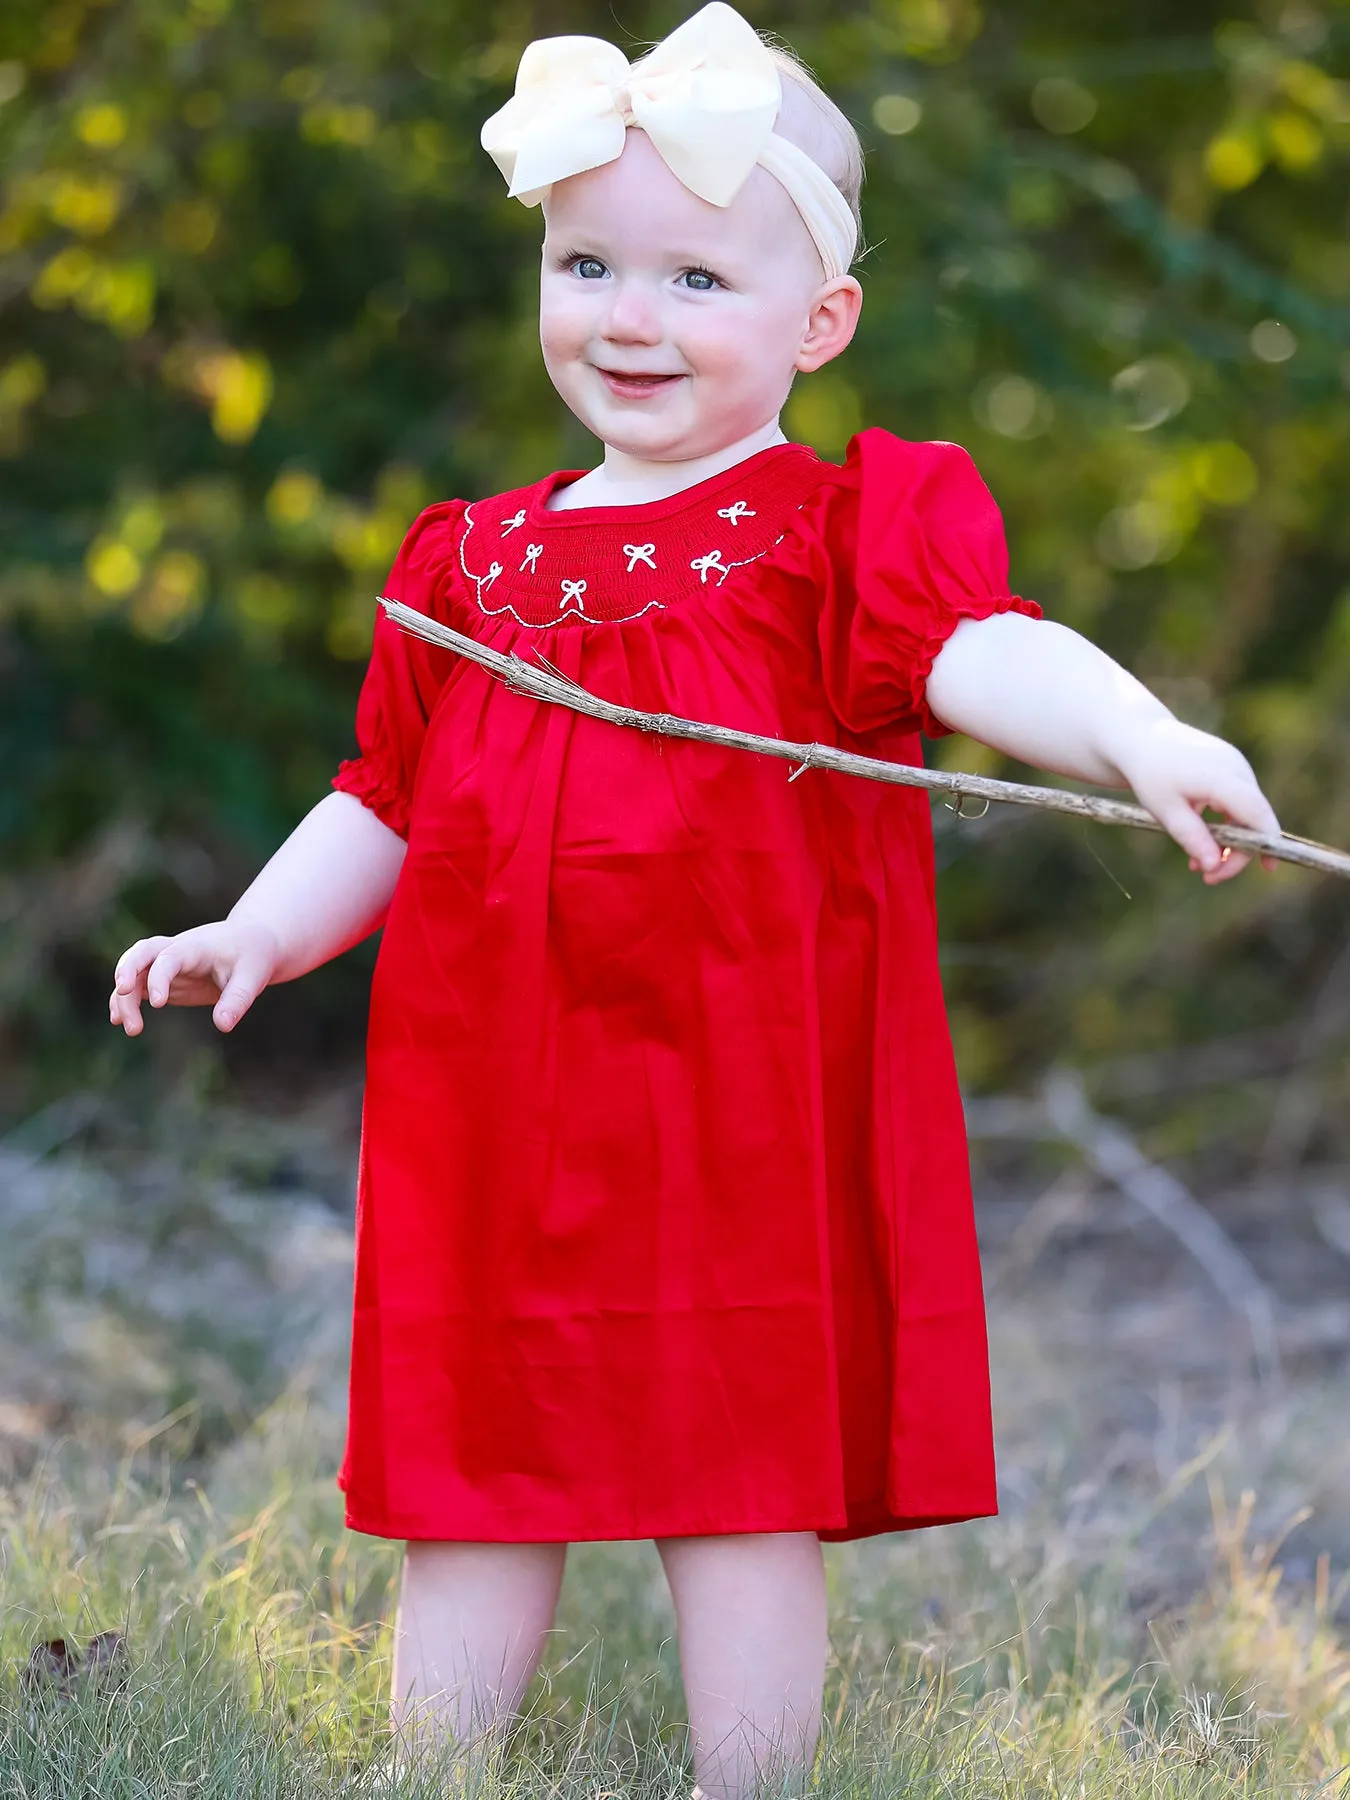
{"left": 2, "top": 0, "right": 1348, "bottom": 1173}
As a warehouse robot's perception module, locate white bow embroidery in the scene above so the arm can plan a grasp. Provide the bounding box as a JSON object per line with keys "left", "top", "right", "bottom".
{"left": 624, "top": 543, "right": 657, "bottom": 572}
{"left": 559, "top": 578, "right": 588, "bottom": 612}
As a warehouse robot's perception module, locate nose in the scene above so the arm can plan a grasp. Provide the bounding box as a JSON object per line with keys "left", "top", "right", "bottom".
{"left": 599, "top": 275, "right": 663, "bottom": 346}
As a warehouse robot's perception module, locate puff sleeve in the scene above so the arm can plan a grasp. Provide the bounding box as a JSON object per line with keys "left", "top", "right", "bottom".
{"left": 815, "top": 429, "right": 1042, "bottom": 738}
{"left": 330, "top": 501, "right": 465, "bottom": 838}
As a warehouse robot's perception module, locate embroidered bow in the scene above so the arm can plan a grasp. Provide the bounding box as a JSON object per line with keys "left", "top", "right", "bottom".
{"left": 480, "top": 2, "right": 781, "bottom": 210}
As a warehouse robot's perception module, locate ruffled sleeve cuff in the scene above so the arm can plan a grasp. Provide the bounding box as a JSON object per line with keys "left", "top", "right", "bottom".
{"left": 814, "top": 428, "right": 1042, "bottom": 738}
{"left": 331, "top": 754, "right": 412, "bottom": 840}
{"left": 908, "top": 590, "right": 1044, "bottom": 739}
{"left": 329, "top": 500, "right": 466, "bottom": 839}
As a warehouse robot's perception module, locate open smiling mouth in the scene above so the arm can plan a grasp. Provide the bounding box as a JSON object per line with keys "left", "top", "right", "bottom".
{"left": 596, "top": 368, "right": 684, "bottom": 397}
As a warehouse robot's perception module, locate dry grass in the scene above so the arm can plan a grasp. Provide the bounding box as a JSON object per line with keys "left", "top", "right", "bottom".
{"left": 3, "top": 1367, "right": 1349, "bottom": 1797}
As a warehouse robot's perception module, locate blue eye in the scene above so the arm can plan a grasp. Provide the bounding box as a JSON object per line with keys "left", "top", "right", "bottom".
{"left": 681, "top": 268, "right": 718, "bottom": 291}
{"left": 573, "top": 257, "right": 607, "bottom": 279}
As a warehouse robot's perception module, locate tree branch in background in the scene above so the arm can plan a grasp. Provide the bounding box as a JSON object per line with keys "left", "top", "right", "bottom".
{"left": 965, "top": 1070, "right": 1281, "bottom": 1384}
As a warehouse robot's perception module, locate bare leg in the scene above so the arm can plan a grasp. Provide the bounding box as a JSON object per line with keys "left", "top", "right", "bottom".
{"left": 656, "top": 1532, "right": 828, "bottom": 1800}
{"left": 390, "top": 1541, "right": 568, "bottom": 1753}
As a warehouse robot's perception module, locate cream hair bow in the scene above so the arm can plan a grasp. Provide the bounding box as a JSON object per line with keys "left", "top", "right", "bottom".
{"left": 479, "top": 1, "right": 858, "bottom": 280}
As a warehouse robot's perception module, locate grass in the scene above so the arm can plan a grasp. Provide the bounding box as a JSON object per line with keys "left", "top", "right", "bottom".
{"left": 4, "top": 1086, "right": 1350, "bottom": 1795}
{"left": 3, "top": 1390, "right": 1349, "bottom": 1799}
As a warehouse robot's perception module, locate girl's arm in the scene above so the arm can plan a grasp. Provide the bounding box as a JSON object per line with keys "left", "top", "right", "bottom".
{"left": 924, "top": 611, "right": 1281, "bottom": 883}
{"left": 109, "top": 790, "right": 406, "bottom": 1035}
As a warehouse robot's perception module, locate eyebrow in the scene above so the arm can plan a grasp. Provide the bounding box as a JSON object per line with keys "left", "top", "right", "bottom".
{"left": 545, "top": 230, "right": 743, "bottom": 264}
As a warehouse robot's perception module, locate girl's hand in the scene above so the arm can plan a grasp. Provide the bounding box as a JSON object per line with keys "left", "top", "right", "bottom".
{"left": 1110, "top": 716, "right": 1282, "bottom": 885}
{"left": 109, "top": 918, "right": 282, "bottom": 1036}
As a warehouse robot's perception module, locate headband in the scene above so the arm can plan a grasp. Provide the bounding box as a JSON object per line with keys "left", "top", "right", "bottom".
{"left": 479, "top": 1, "right": 859, "bottom": 282}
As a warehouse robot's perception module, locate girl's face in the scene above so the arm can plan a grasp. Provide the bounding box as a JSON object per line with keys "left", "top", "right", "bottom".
{"left": 540, "top": 128, "right": 859, "bottom": 462}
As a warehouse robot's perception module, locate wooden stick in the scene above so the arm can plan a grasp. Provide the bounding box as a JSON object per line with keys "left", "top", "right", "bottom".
{"left": 379, "top": 598, "right": 1350, "bottom": 881}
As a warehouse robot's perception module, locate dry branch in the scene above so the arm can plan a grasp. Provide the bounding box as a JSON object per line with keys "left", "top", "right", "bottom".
{"left": 381, "top": 599, "right": 1350, "bottom": 880}
{"left": 966, "top": 1072, "right": 1281, "bottom": 1383}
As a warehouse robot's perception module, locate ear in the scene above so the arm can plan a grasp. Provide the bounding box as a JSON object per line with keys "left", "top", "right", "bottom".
{"left": 795, "top": 276, "right": 864, "bottom": 374}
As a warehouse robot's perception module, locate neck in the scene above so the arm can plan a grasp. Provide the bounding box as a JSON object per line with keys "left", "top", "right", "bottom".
{"left": 549, "top": 419, "right": 788, "bottom": 512}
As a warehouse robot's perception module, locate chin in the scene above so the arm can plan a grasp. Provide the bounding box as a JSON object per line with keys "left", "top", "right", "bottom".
{"left": 608, "top": 429, "right": 698, "bottom": 460}
{"left": 583, "top": 410, "right": 699, "bottom": 461}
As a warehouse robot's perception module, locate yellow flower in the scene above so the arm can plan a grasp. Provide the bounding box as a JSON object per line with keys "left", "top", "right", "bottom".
{"left": 86, "top": 538, "right": 142, "bottom": 598}
{"left": 49, "top": 172, "right": 124, "bottom": 235}
{"left": 195, "top": 351, "right": 274, "bottom": 444}
{"left": 75, "top": 103, "right": 127, "bottom": 149}
{"left": 1204, "top": 132, "right": 1263, "bottom": 191}
{"left": 266, "top": 468, "right": 324, "bottom": 527}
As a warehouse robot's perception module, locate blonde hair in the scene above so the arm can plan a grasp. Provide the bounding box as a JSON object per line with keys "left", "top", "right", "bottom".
{"left": 762, "top": 41, "right": 865, "bottom": 248}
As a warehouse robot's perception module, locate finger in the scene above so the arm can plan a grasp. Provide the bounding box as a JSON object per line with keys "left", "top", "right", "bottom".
{"left": 113, "top": 936, "right": 173, "bottom": 993}
{"left": 111, "top": 963, "right": 150, "bottom": 1032}
{"left": 212, "top": 943, "right": 273, "bottom": 1032}
{"left": 110, "top": 984, "right": 145, "bottom": 1035}
{"left": 1191, "top": 842, "right": 1267, "bottom": 880}
{"left": 1204, "top": 843, "right": 1250, "bottom": 885}
{"left": 1202, "top": 774, "right": 1279, "bottom": 882}
{"left": 1205, "top": 773, "right": 1282, "bottom": 844}
{"left": 145, "top": 943, "right": 191, "bottom": 1008}
{"left": 1148, "top": 795, "right": 1224, "bottom": 873}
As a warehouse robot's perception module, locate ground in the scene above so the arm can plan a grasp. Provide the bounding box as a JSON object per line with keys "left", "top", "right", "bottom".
{"left": 2, "top": 1071, "right": 1348, "bottom": 1795}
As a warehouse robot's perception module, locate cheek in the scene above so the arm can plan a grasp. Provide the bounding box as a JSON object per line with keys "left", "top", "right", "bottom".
{"left": 538, "top": 282, "right": 591, "bottom": 363}
{"left": 690, "top": 304, "right": 800, "bottom": 388}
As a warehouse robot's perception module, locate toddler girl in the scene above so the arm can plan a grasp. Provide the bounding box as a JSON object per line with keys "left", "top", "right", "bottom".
{"left": 110, "top": 6, "right": 1279, "bottom": 1794}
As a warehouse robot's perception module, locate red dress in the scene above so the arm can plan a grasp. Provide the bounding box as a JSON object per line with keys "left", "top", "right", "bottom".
{"left": 332, "top": 429, "right": 1040, "bottom": 1543}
